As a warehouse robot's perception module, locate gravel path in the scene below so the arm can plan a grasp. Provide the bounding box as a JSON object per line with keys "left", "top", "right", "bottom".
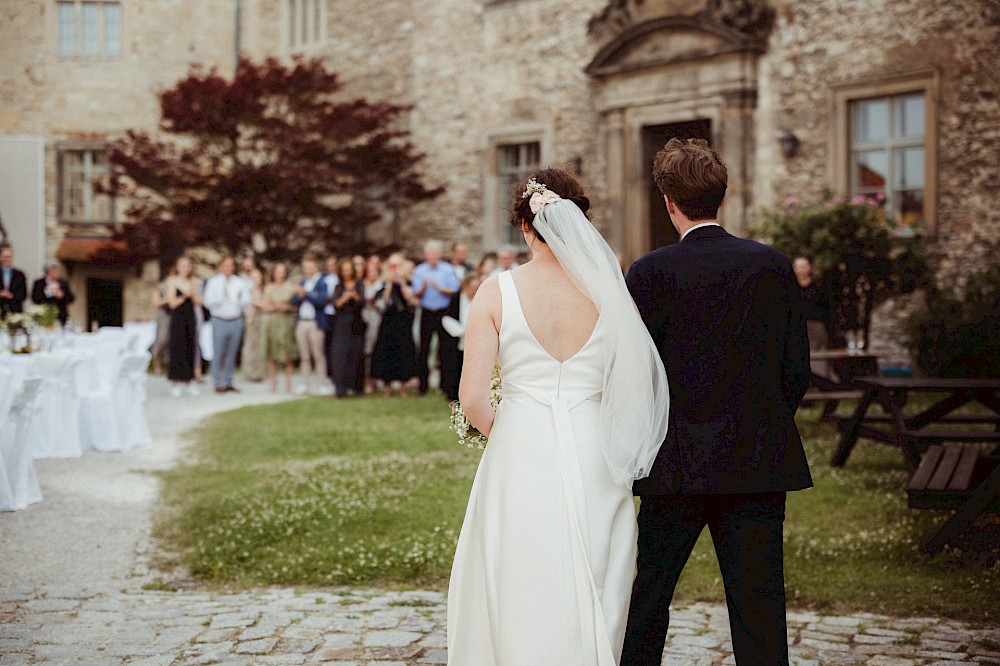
{"left": 1, "top": 376, "right": 997, "bottom": 665}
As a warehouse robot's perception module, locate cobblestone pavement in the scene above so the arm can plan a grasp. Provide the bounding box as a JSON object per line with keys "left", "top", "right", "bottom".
{"left": 2, "top": 585, "right": 999, "bottom": 666}
{"left": 3, "top": 378, "right": 999, "bottom": 665}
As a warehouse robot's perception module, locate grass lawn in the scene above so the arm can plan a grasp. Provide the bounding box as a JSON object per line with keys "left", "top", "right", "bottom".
{"left": 155, "top": 394, "right": 999, "bottom": 623}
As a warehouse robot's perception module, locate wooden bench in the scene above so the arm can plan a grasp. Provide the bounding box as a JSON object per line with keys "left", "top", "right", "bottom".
{"left": 832, "top": 378, "right": 1000, "bottom": 469}
{"left": 907, "top": 444, "right": 1000, "bottom": 554}
{"left": 803, "top": 389, "right": 864, "bottom": 402}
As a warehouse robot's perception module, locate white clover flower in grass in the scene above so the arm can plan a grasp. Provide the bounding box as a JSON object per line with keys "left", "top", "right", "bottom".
{"left": 449, "top": 364, "right": 501, "bottom": 450}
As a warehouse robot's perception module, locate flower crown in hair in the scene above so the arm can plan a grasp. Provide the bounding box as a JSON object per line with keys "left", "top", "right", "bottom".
{"left": 522, "top": 178, "right": 562, "bottom": 214}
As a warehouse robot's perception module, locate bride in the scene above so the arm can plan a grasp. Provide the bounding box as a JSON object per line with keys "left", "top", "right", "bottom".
{"left": 447, "top": 168, "right": 669, "bottom": 665}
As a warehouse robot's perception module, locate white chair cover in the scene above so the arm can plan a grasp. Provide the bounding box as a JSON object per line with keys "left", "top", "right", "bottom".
{"left": 113, "top": 351, "right": 153, "bottom": 451}
{"left": 0, "top": 366, "right": 16, "bottom": 508}
{"left": 77, "top": 342, "right": 125, "bottom": 452}
{"left": 1, "top": 377, "right": 44, "bottom": 511}
{"left": 123, "top": 321, "right": 157, "bottom": 353}
{"left": 31, "top": 351, "right": 84, "bottom": 459}
{"left": 94, "top": 326, "right": 126, "bottom": 348}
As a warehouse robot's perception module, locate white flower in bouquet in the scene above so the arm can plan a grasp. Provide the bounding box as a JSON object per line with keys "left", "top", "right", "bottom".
{"left": 449, "top": 364, "right": 502, "bottom": 450}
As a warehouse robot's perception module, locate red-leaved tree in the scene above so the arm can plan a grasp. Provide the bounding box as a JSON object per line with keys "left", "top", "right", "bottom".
{"left": 106, "top": 57, "right": 443, "bottom": 263}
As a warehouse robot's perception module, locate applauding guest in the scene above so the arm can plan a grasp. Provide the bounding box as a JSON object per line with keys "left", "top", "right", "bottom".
{"left": 360, "top": 261, "right": 385, "bottom": 394}
{"left": 440, "top": 272, "right": 481, "bottom": 402}
{"left": 203, "top": 255, "right": 251, "bottom": 393}
{"left": 240, "top": 256, "right": 266, "bottom": 383}
{"left": 329, "top": 258, "right": 366, "bottom": 398}
{"left": 165, "top": 255, "right": 203, "bottom": 398}
{"left": 31, "top": 259, "right": 75, "bottom": 325}
{"left": 291, "top": 254, "right": 333, "bottom": 395}
{"left": 261, "top": 263, "right": 298, "bottom": 393}
{"left": 412, "top": 240, "right": 461, "bottom": 395}
{"left": 372, "top": 253, "right": 418, "bottom": 397}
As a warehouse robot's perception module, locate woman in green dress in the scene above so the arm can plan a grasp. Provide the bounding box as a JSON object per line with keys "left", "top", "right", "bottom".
{"left": 261, "top": 262, "right": 298, "bottom": 393}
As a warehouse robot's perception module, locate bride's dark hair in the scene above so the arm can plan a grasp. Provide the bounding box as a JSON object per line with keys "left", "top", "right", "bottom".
{"left": 509, "top": 167, "right": 591, "bottom": 244}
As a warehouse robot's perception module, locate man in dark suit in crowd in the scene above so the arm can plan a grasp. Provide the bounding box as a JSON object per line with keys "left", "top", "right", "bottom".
{"left": 439, "top": 272, "right": 481, "bottom": 402}
{"left": 623, "top": 138, "right": 812, "bottom": 666}
{"left": 0, "top": 243, "right": 28, "bottom": 316}
{"left": 31, "top": 259, "right": 75, "bottom": 325}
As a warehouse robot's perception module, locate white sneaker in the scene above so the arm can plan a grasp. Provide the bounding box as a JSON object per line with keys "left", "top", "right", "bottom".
{"left": 315, "top": 385, "right": 334, "bottom": 396}
{"left": 187, "top": 384, "right": 200, "bottom": 397}
{"left": 294, "top": 385, "right": 309, "bottom": 396}
{"left": 170, "top": 385, "right": 183, "bottom": 398}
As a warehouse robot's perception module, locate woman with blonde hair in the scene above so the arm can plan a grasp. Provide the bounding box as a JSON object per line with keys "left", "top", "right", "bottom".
{"left": 371, "top": 252, "right": 418, "bottom": 396}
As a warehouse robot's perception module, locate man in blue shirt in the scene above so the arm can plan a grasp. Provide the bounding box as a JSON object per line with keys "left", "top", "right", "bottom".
{"left": 412, "top": 239, "right": 460, "bottom": 395}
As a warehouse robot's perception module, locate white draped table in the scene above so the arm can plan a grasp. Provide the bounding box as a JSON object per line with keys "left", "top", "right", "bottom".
{"left": 0, "top": 329, "right": 153, "bottom": 511}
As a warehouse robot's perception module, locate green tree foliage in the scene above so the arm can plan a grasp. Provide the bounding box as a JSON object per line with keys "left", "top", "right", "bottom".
{"left": 759, "top": 191, "right": 928, "bottom": 342}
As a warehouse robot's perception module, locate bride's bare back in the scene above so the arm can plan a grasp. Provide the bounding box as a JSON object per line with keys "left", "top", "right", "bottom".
{"left": 510, "top": 261, "right": 598, "bottom": 363}
{"left": 459, "top": 252, "right": 599, "bottom": 437}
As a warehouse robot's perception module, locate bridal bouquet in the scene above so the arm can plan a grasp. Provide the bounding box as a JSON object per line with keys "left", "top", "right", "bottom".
{"left": 449, "top": 364, "right": 502, "bottom": 449}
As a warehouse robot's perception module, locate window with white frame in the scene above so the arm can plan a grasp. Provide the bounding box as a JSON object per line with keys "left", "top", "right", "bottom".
{"left": 288, "top": 0, "right": 322, "bottom": 49}
{"left": 60, "top": 149, "right": 113, "bottom": 222}
{"left": 497, "top": 141, "right": 541, "bottom": 245}
{"left": 849, "top": 92, "right": 926, "bottom": 232}
{"left": 57, "top": 1, "right": 121, "bottom": 57}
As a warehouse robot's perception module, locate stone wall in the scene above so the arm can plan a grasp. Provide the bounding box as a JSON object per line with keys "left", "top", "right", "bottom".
{"left": 0, "top": 0, "right": 275, "bottom": 322}
{"left": 756, "top": 0, "right": 1000, "bottom": 365}
{"left": 2, "top": 0, "right": 996, "bottom": 358}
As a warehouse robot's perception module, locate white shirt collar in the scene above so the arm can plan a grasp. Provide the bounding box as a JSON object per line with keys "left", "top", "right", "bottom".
{"left": 680, "top": 221, "right": 721, "bottom": 241}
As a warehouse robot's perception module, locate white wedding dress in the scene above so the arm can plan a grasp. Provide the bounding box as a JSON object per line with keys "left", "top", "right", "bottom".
{"left": 447, "top": 270, "right": 637, "bottom": 666}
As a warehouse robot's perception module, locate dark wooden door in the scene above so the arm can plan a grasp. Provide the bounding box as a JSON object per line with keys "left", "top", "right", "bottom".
{"left": 86, "top": 277, "right": 123, "bottom": 330}
{"left": 642, "top": 119, "right": 712, "bottom": 249}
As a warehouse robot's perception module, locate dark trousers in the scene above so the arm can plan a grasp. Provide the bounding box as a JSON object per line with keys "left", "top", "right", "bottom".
{"left": 439, "top": 342, "right": 462, "bottom": 402}
{"left": 324, "top": 325, "right": 336, "bottom": 381}
{"left": 622, "top": 493, "right": 789, "bottom": 666}
{"left": 417, "top": 308, "right": 446, "bottom": 393}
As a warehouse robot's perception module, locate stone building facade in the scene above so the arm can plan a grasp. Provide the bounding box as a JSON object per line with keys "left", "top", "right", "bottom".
{"left": 1, "top": 0, "right": 997, "bottom": 363}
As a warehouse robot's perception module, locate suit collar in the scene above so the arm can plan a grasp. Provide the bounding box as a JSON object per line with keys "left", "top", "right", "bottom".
{"left": 681, "top": 224, "right": 730, "bottom": 242}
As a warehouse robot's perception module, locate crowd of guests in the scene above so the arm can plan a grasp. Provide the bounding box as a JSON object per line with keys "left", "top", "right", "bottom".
{"left": 0, "top": 243, "right": 76, "bottom": 325}
{"left": 151, "top": 241, "right": 519, "bottom": 401}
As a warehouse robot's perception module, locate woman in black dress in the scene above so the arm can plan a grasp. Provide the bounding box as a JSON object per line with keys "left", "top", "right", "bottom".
{"left": 329, "top": 258, "right": 366, "bottom": 398}
{"left": 371, "top": 252, "right": 418, "bottom": 397}
{"left": 166, "top": 255, "right": 203, "bottom": 397}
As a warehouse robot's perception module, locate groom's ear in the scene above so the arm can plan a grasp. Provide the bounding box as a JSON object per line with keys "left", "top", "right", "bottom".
{"left": 663, "top": 195, "right": 676, "bottom": 215}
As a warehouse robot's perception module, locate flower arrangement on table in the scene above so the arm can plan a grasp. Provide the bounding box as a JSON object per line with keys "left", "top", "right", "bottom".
{"left": 449, "top": 364, "right": 502, "bottom": 449}
{"left": 26, "top": 303, "right": 59, "bottom": 329}
{"left": 2, "top": 304, "right": 59, "bottom": 353}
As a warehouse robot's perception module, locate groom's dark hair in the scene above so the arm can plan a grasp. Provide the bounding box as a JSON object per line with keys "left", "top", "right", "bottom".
{"left": 652, "top": 138, "right": 728, "bottom": 222}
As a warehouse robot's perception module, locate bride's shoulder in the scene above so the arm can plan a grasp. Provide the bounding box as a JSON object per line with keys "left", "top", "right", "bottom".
{"left": 473, "top": 274, "right": 501, "bottom": 306}
{"left": 466, "top": 274, "right": 502, "bottom": 330}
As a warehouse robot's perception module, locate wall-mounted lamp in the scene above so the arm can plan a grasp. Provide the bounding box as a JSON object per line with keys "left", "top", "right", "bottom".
{"left": 568, "top": 154, "right": 583, "bottom": 175}
{"left": 778, "top": 131, "right": 800, "bottom": 159}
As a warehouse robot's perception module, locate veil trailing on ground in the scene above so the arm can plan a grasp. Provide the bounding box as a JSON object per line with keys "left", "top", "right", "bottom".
{"left": 531, "top": 193, "right": 669, "bottom": 488}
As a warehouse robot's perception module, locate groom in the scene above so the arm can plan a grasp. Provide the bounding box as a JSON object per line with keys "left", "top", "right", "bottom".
{"left": 623, "top": 138, "right": 812, "bottom": 665}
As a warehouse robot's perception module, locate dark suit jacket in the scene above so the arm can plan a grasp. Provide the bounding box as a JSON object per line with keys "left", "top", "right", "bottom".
{"left": 31, "top": 278, "right": 75, "bottom": 325}
{"left": 290, "top": 275, "right": 330, "bottom": 330}
{"left": 0, "top": 268, "right": 27, "bottom": 315}
{"left": 626, "top": 225, "right": 813, "bottom": 495}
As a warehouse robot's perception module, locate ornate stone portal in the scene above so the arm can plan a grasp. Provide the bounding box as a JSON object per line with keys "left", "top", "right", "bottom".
{"left": 587, "top": 0, "right": 771, "bottom": 258}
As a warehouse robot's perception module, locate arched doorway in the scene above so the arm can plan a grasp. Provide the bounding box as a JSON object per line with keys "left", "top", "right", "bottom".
{"left": 587, "top": 4, "right": 771, "bottom": 260}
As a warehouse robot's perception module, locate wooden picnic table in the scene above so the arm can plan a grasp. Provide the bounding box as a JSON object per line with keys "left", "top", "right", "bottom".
{"left": 803, "top": 349, "right": 880, "bottom": 417}
{"left": 831, "top": 377, "right": 1000, "bottom": 469}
